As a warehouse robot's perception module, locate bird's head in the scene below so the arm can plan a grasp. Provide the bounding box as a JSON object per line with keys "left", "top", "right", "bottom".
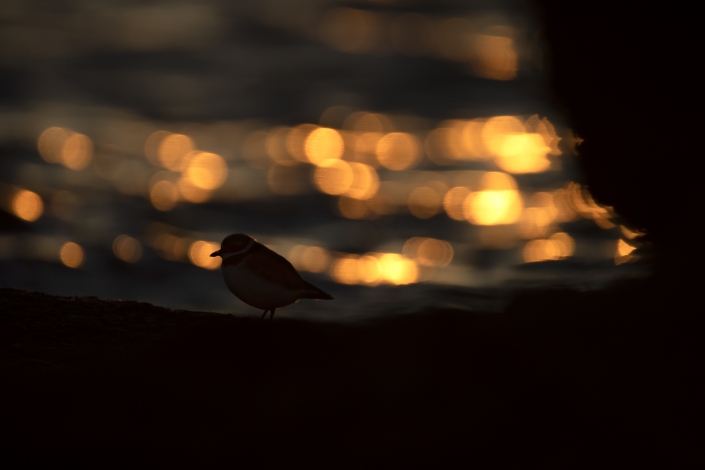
{"left": 210, "top": 233, "right": 255, "bottom": 257}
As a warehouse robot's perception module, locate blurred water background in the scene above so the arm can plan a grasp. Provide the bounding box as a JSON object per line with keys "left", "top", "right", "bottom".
{"left": 0, "top": 0, "right": 646, "bottom": 321}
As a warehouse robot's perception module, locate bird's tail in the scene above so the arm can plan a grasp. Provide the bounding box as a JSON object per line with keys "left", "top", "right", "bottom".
{"left": 300, "top": 280, "right": 334, "bottom": 300}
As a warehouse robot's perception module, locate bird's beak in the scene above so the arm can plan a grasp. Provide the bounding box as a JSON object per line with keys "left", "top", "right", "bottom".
{"left": 210, "top": 250, "right": 221, "bottom": 257}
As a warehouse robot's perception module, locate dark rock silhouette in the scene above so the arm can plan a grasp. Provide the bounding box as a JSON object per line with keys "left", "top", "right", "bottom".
{"left": 533, "top": 0, "right": 701, "bottom": 273}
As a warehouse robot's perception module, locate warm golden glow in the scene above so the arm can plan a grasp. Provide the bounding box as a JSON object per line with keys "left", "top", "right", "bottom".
{"left": 331, "top": 255, "right": 360, "bottom": 285}
{"left": 149, "top": 180, "right": 179, "bottom": 211}
{"left": 482, "top": 116, "right": 525, "bottom": 155}
{"left": 300, "top": 246, "right": 330, "bottom": 273}
{"left": 305, "top": 127, "right": 344, "bottom": 165}
{"left": 523, "top": 239, "right": 560, "bottom": 263}
{"left": 494, "top": 133, "right": 551, "bottom": 174}
{"left": 463, "top": 189, "right": 523, "bottom": 225}
{"left": 158, "top": 133, "right": 194, "bottom": 171}
{"left": 338, "top": 196, "right": 369, "bottom": 219}
{"left": 60, "top": 132, "right": 93, "bottom": 170}
{"left": 345, "top": 112, "right": 391, "bottom": 133}
{"left": 11, "top": 189, "right": 43, "bottom": 222}
{"left": 480, "top": 171, "right": 518, "bottom": 190}
{"left": 620, "top": 225, "right": 642, "bottom": 240}
{"left": 144, "top": 130, "right": 171, "bottom": 166}
{"left": 319, "top": 8, "right": 380, "bottom": 54}
{"left": 519, "top": 207, "right": 552, "bottom": 239}
{"left": 113, "top": 235, "right": 143, "bottom": 263}
{"left": 188, "top": 240, "right": 221, "bottom": 270}
{"left": 461, "top": 119, "right": 489, "bottom": 160}
{"left": 313, "top": 160, "right": 354, "bottom": 195}
{"left": 286, "top": 124, "right": 319, "bottom": 162}
{"left": 470, "top": 34, "right": 518, "bottom": 81}
{"left": 38, "top": 127, "right": 69, "bottom": 163}
{"left": 344, "top": 162, "right": 379, "bottom": 200}
{"left": 522, "top": 232, "right": 574, "bottom": 263}
{"left": 357, "top": 255, "right": 382, "bottom": 285}
{"left": 59, "top": 242, "right": 84, "bottom": 268}
{"left": 443, "top": 186, "right": 471, "bottom": 220}
{"left": 177, "top": 177, "right": 212, "bottom": 203}
{"left": 616, "top": 238, "right": 637, "bottom": 262}
{"left": 266, "top": 126, "right": 297, "bottom": 166}
{"left": 183, "top": 151, "right": 227, "bottom": 190}
{"left": 376, "top": 132, "right": 420, "bottom": 170}
{"left": 550, "top": 232, "right": 575, "bottom": 258}
{"left": 378, "top": 253, "right": 418, "bottom": 285}
{"left": 565, "top": 182, "right": 615, "bottom": 228}
{"left": 403, "top": 237, "right": 454, "bottom": 267}
{"left": 352, "top": 132, "right": 383, "bottom": 166}
{"left": 408, "top": 186, "right": 442, "bottom": 219}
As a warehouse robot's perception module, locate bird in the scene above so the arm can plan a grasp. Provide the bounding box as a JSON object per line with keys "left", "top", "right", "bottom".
{"left": 210, "top": 233, "right": 333, "bottom": 320}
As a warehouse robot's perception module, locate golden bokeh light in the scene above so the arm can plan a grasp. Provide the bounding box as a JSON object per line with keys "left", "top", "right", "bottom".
{"left": 519, "top": 207, "right": 552, "bottom": 239}
{"left": 345, "top": 162, "right": 379, "bottom": 199}
{"left": 522, "top": 232, "right": 575, "bottom": 263}
{"left": 183, "top": 151, "right": 228, "bottom": 190}
{"left": 300, "top": 246, "right": 330, "bottom": 273}
{"left": 461, "top": 119, "right": 489, "bottom": 160}
{"left": 352, "top": 132, "right": 383, "bottom": 166}
{"left": 59, "top": 242, "right": 84, "bottom": 268}
{"left": 408, "top": 186, "right": 442, "bottom": 219}
{"left": 319, "top": 8, "right": 381, "bottom": 54}
{"left": 480, "top": 171, "right": 518, "bottom": 190}
{"left": 345, "top": 112, "right": 391, "bottom": 133}
{"left": 113, "top": 235, "right": 143, "bottom": 263}
{"left": 620, "top": 225, "right": 642, "bottom": 240}
{"left": 313, "top": 160, "right": 354, "bottom": 195}
{"left": 158, "top": 133, "right": 194, "bottom": 171}
{"left": 550, "top": 232, "right": 575, "bottom": 258}
{"left": 286, "top": 124, "right": 319, "bottom": 162}
{"left": 482, "top": 116, "right": 525, "bottom": 156}
{"left": 403, "top": 237, "right": 454, "bottom": 267}
{"left": 615, "top": 239, "right": 637, "bottom": 265}
{"left": 11, "top": 189, "right": 43, "bottom": 222}
{"left": 305, "top": 127, "right": 344, "bottom": 165}
{"left": 338, "top": 196, "right": 369, "bottom": 219}
{"left": 378, "top": 253, "right": 418, "bottom": 285}
{"left": 443, "top": 186, "right": 471, "bottom": 220}
{"left": 435, "top": 17, "right": 474, "bottom": 62}
{"left": 266, "top": 126, "right": 298, "bottom": 166}
{"left": 523, "top": 239, "right": 560, "bottom": 263}
{"left": 144, "top": 130, "right": 171, "bottom": 166}
{"left": 330, "top": 255, "right": 360, "bottom": 285}
{"left": 60, "top": 132, "right": 93, "bottom": 170}
{"left": 470, "top": 34, "right": 518, "bottom": 81}
{"left": 149, "top": 180, "right": 179, "bottom": 211}
{"left": 494, "top": 132, "right": 551, "bottom": 174}
{"left": 357, "top": 255, "right": 382, "bottom": 285}
{"left": 177, "top": 177, "right": 212, "bottom": 203}
{"left": 37, "top": 127, "right": 69, "bottom": 163}
{"left": 376, "top": 132, "right": 420, "bottom": 170}
{"left": 463, "top": 189, "right": 523, "bottom": 225}
{"left": 188, "top": 240, "right": 221, "bottom": 270}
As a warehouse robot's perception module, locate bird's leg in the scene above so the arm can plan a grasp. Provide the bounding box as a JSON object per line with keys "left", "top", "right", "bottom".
{"left": 260, "top": 309, "right": 269, "bottom": 320}
{"left": 269, "top": 308, "right": 276, "bottom": 321}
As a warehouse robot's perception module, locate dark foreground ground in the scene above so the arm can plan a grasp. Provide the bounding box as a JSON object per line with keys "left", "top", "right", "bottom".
{"left": 1, "top": 275, "right": 702, "bottom": 468}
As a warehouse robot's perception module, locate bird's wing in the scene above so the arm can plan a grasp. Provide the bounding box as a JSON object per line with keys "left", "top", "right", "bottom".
{"left": 241, "top": 244, "right": 309, "bottom": 290}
